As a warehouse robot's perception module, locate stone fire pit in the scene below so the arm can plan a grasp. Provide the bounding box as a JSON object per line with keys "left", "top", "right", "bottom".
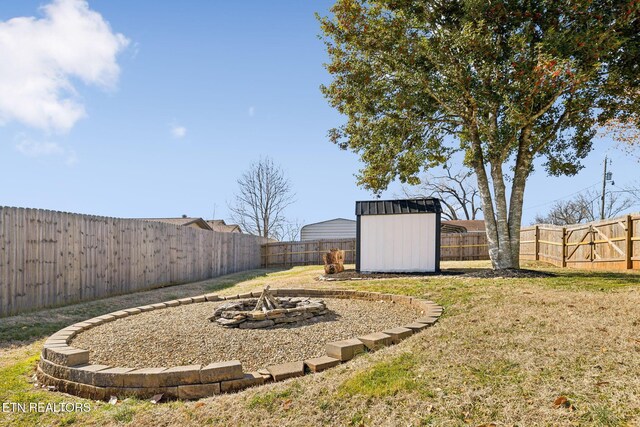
{"left": 208, "top": 286, "right": 328, "bottom": 329}
{"left": 38, "top": 288, "right": 443, "bottom": 401}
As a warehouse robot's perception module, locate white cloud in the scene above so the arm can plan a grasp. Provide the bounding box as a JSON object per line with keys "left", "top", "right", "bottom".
{"left": 171, "top": 124, "right": 187, "bottom": 139}
{"left": 248, "top": 106, "right": 255, "bottom": 117}
{"left": 15, "top": 133, "right": 78, "bottom": 165}
{"left": 16, "top": 138, "right": 63, "bottom": 156}
{"left": 0, "top": 0, "right": 129, "bottom": 132}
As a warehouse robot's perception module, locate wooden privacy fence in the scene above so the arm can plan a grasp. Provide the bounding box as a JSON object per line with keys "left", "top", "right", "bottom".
{"left": 440, "top": 232, "right": 489, "bottom": 261}
{"left": 520, "top": 214, "right": 640, "bottom": 270}
{"left": 0, "top": 207, "right": 265, "bottom": 317}
{"left": 261, "top": 232, "right": 490, "bottom": 268}
{"left": 262, "top": 238, "right": 357, "bottom": 267}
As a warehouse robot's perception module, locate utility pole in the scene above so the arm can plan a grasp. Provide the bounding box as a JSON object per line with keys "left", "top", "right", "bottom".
{"left": 600, "top": 156, "right": 608, "bottom": 220}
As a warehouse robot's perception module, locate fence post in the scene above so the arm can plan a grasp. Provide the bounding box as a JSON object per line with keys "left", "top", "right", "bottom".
{"left": 561, "top": 227, "right": 567, "bottom": 268}
{"left": 589, "top": 225, "right": 594, "bottom": 263}
{"left": 627, "top": 215, "right": 633, "bottom": 270}
{"left": 534, "top": 225, "right": 540, "bottom": 261}
{"left": 264, "top": 241, "right": 269, "bottom": 268}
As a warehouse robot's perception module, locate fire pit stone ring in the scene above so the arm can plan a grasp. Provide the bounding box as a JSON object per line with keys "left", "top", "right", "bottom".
{"left": 208, "top": 286, "right": 329, "bottom": 328}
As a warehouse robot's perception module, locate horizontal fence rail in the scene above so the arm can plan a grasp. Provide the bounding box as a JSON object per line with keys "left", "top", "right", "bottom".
{"left": 261, "top": 232, "right": 490, "bottom": 268}
{"left": 520, "top": 214, "right": 640, "bottom": 271}
{"left": 262, "top": 238, "right": 357, "bottom": 267}
{"left": 440, "top": 232, "right": 489, "bottom": 261}
{"left": 0, "top": 207, "right": 266, "bottom": 317}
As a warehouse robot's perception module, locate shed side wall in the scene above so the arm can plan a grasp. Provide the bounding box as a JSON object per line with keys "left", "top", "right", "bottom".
{"left": 360, "top": 213, "right": 436, "bottom": 272}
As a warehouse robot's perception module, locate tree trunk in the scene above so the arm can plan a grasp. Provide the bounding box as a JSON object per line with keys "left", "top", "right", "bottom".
{"left": 474, "top": 163, "right": 505, "bottom": 268}
{"left": 472, "top": 159, "right": 521, "bottom": 269}
{"left": 469, "top": 129, "right": 520, "bottom": 269}
{"left": 467, "top": 114, "right": 530, "bottom": 270}
{"left": 473, "top": 170, "right": 515, "bottom": 268}
{"left": 506, "top": 132, "right": 533, "bottom": 267}
{"left": 475, "top": 148, "right": 531, "bottom": 270}
{"left": 490, "top": 162, "right": 518, "bottom": 268}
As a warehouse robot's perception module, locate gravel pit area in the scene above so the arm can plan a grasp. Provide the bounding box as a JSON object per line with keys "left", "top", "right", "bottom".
{"left": 71, "top": 298, "right": 422, "bottom": 371}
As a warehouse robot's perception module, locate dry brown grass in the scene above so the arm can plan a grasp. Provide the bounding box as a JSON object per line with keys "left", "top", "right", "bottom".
{"left": 2, "top": 261, "right": 640, "bottom": 426}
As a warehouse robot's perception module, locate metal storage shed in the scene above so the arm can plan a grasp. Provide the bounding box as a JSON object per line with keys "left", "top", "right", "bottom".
{"left": 300, "top": 218, "right": 356, "bottom": 241}
{"left": 355, "top": 198, "right": 442, "bottom": 273}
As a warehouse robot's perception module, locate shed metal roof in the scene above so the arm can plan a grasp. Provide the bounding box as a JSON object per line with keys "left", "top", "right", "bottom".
{"left": 301, "top": 218, "right": 356, "bottom": 229}
{"left": 355, "top": 198, "right": 441, "bottom": 216}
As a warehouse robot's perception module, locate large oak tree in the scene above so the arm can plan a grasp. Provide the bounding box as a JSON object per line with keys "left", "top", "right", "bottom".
{"left": 319, "top": 0, "right": 639, "bottom": 269}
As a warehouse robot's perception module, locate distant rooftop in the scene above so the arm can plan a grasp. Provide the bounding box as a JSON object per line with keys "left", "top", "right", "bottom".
{"left": 441, "top": 220, "right": 486, "bottom": 232}
{"left": 140, "top": 216, "right": 213, "bottom": 231}
{"left": 206, "top": 220, "right": 242, "bottom": 233}
{"left": 138, "top": 217, "right": 243, "bottom": 233}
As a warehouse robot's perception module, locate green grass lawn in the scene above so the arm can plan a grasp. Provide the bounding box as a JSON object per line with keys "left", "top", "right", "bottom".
{"left": 1, "top": 261, "right": 640, "bottom": 426}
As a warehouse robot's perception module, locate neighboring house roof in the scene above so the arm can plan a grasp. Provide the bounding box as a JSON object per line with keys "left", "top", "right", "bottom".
{"left": 140, "top": 217, "right": 213, "bottom": 231}
{"left": 441, "top": 223, "right": 468, "bottom": 233}
{"left": 206, "top": 220, "right": 243, "bottom": 233}
{"left": 442, "top": 220, "right": 486, "bottom": 232}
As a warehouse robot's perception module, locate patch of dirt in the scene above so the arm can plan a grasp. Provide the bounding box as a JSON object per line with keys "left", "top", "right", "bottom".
{"left": 318, "top": 268, "right": 554, "bottom": 281}
{"left": 318, "top": 269, "right": 468, "bottom": 281}
{"left": 462, "top": 268, "right": 556, "bottom": 279}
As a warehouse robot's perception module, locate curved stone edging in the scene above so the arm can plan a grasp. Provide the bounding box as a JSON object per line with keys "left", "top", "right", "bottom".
{"left": 37, "top": 288, "right": 443, "bottom": 401}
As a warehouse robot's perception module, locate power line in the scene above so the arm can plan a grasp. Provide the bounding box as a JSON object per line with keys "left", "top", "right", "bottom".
{"left": 611, "top": 189, "right": 640, "bottom": 194}
{"left": 523, "top": 181, "right": 601, "bottom": 211}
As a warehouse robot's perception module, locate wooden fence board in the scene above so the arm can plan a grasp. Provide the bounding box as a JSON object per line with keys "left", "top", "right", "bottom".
{"left": 0, "top": 207, "right": 265, "bottom": 317}
{"left": 522, "top": 214, "right": 640, "bottom": 271}
{"left": 440, "top": 232, "right": 489, "bottom": 261}
{"left": 261, "top": 233, "right": 490, "bottom": 268}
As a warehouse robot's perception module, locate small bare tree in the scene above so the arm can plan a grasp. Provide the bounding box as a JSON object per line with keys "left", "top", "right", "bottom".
{"left": 577, "top": 189, "right": 635, "bottom": 222}
{"left": 533, "top": 200, "right": 591, "bottom": 225}
{"left": 534, "top": 189, "right": 635, "bottom": 225}
{"left": 228, "top": 158, "right": 295, "bottom": 239}
{"left": 272, "top": 218, "right": 304, "bottom": 242}
{"left": 619, "top": 182, "right": 640, "bottom": 204}
{"left": 404, "top": 166, "right": 482, "bottom": 221}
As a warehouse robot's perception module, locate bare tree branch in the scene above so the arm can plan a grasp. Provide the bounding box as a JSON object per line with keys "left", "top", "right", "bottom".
{"left": 228, "top": 157, "right": 295, "bottom": 239}
{"left": 403, "top": 165, "right": 482, "bottom": 220}
{"left": 271, "top": 218, "right": 304, "bottom": 242}
{"left": 620, "top": 182, "right": 640, "bottom": 203}
{"left": 534, "top": 189, "right": 635, "bottom": 225}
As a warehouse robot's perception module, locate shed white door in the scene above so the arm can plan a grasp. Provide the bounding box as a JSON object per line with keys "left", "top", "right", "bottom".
{"left": 360, "top": 213, "right": 436, "bottom": 272}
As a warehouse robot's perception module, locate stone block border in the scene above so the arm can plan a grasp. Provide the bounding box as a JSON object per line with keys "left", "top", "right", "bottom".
{"left": 37, "top": 288, "right": 443, "bottom": 401}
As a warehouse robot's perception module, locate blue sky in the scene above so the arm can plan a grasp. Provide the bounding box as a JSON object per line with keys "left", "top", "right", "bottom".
{"left": 1, "top": 0, "right": 638, "bottom": 229}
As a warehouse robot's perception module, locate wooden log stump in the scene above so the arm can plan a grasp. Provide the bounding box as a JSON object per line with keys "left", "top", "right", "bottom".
{"left": 323, "top": 249, "right": 345, "bottom": 274}
{"left": 324, "top": 263, "right": 345, "bottom": 274}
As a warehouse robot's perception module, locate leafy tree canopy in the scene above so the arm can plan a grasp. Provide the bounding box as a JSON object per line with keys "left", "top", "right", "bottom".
{"left": 319, "top": 0, "right": 640, "bottom": 268}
